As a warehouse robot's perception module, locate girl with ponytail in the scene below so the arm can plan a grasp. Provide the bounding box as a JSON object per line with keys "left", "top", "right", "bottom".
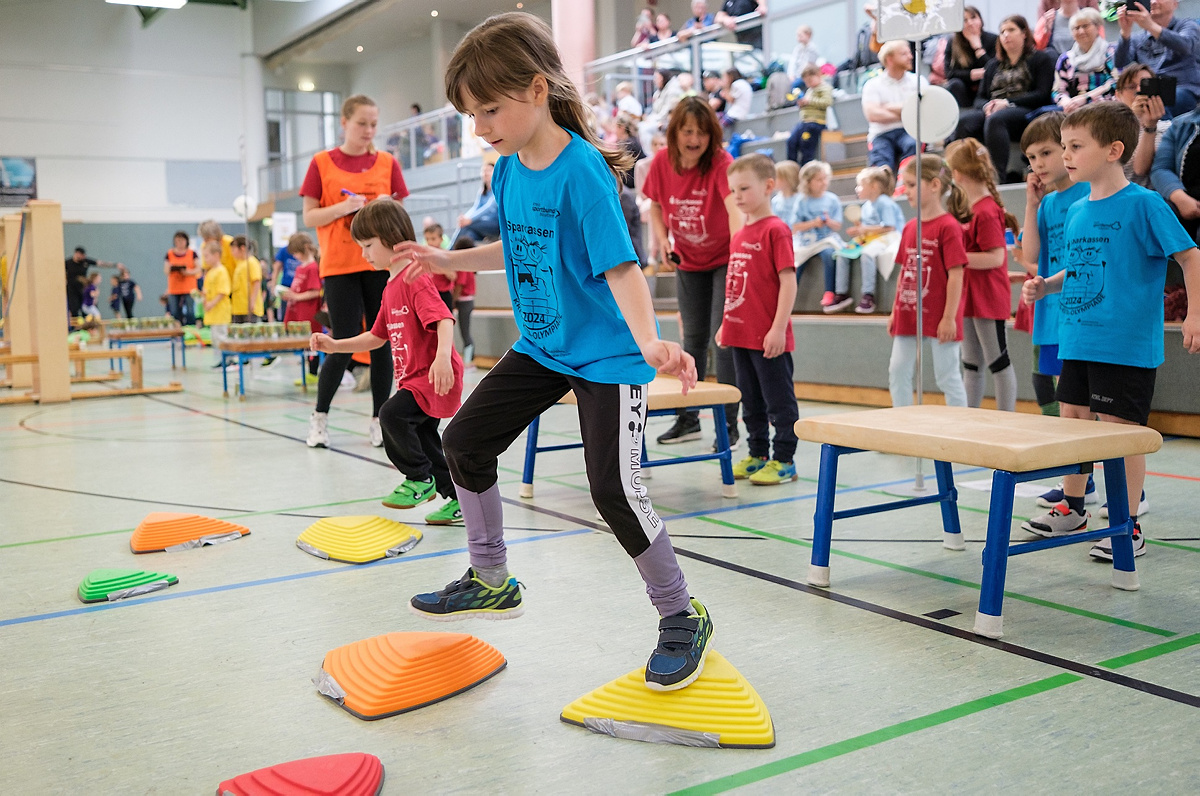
{"left": 945, "top": 138, "right": 1021, "bottom": 412}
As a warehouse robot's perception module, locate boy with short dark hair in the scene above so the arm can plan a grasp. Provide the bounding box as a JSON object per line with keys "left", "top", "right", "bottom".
{"left": 1022, "top": 102, "right": 1200, "bottom": 560}
{"left": 716, "top": 153, "right": 800, "bottom": 485}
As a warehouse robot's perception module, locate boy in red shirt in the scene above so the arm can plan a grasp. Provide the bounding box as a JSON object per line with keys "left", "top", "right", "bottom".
{"left": 716, "top": 154, "right": 799, "bottom": 485}
{"left": 282, "top": 232, "right": 322, "bottom": 325}
{"left": 310, "top": 198, "right": 465, "bottom": 525}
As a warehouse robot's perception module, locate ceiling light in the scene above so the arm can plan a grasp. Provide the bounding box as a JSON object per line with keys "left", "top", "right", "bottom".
{"left": 430, "top": 9, "right": 438, "bottom": 16}
{"left": 356, "top": 45, "right": 364, "bottom": 52}
{"left": 107, "top": 0, "right": 187, "bottom": 8}
{"left": 298, "top": 79, "right": 315, "bottom": 92}
{"left": 516, "top": 2, "right": 523, "bottom": 7}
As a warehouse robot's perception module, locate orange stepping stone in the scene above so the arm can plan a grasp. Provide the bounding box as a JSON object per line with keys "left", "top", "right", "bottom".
{"left": 130, "top": 512, "right": 249, "bottom": 554}
{"left": 315, "top": 632, "right": 506, "bottom": 720}
{"left": 217, "top": 752, "right": 384, "bottom": 796}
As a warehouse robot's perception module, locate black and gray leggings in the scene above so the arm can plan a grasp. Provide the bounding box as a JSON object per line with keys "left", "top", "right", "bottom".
{"left": 961, "top": 317, "right": 1017, "bottom": 411}
{"left": 315, "top": 270, "right": 393, "bottom": 416}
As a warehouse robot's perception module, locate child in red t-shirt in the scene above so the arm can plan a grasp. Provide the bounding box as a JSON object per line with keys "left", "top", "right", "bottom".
{"left": 945, "top": 139, "right": 1021, "bottom": 412}
{"left": 282, "top": 233, "right": 322, "bottom": 324}
{"left": 715, "top": 154, "right": 799, "bottom": 486}
{"left": 887, "top": 155, "right": 970, "bottom": 408}
{"left": 450, "top": 237, "right": 477, "bottom": 365}
{"left": 311, "top": 198, "right": 466, "bottom": 525}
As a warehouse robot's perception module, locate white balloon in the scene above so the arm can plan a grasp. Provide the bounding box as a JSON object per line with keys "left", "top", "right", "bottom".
{"left": 232, "top": 194, "right": 257, "bottom": 218}
{"left": 901, "top": 86, "right": 960, "bottom": 143}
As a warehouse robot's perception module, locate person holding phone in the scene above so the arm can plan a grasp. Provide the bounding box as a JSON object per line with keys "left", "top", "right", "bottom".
{"left": 1114, "top": 0, "right": 1200, "bottom": 118}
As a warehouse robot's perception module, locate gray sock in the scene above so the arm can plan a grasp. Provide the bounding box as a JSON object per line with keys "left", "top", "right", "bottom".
{"left": 457, "top": 483, "right": 507, "bottom": 569}
{"left": 473, "top": 563, "right": 509, "bottom": 588}
{"left": 633, "top": 529, "right": 692, "bottom": 617}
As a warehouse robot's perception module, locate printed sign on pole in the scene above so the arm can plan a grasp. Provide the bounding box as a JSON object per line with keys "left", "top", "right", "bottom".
{"left": 877, "top": 0, "right": 964, "bottom": 43}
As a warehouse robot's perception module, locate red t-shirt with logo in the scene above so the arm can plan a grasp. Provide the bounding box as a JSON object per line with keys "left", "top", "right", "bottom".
{"left": 721, "top": 216, "right": 796, "bottom": 352}
{"left": 283, "top": 262, "right": 321, "bottom": 324}
{"left": 891, "top": 213, "right": 968, "bottom": 340}
{"left": 641, "top": 147, "right": 733, "bottom": 271}
{"left": 960, "top": 195, "right": 1012, "bottom": 321}
{"left": 369, "top": 272, "right": 464, "bottom": 418}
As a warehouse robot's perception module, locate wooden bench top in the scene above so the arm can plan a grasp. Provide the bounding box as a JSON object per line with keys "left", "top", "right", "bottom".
{"left": 108, "top": 328, "right": 184, "bottom": 339}
{"left": 795, "top": 406, "right": 1162, "bottom": 472}
{"left": 559, "top": 377, "right": 741, "bottom": 411}
{"left": 218, "top": 337, "right": 311, "bottom": 354}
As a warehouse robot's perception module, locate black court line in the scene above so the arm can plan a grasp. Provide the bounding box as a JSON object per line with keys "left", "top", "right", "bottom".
{"left": 0, "top": 476, "right": 251, "bottom": 514}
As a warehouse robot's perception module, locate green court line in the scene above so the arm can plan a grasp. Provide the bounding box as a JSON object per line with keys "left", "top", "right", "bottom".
{"left": 1097, "top": 633, "right": 1200, "bottom": 669}
{"left": 695, "top": 516, "right": 1176, "bottom": 637}
{"left": 1147, "top": 539, "right": 1200, "bottom": 553}
{"left": 669, "top": 673, "right": 1083, "bottom": 795}
{"left": 0, "top": 495, "right": 391, "bottom": 549}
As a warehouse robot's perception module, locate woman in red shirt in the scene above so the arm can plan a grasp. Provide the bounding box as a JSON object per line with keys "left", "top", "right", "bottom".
{"left": 643, "top": 97, "right": 743, "bottom": 448}
{"left": 299, "top": 94, "right": 409, "bottom": 449}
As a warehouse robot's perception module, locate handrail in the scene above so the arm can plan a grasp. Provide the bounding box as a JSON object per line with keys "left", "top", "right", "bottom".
{"left": 584, "top": 12, "right": 765, "bottom": 73}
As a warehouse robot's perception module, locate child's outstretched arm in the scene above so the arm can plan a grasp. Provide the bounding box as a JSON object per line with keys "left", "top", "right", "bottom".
{"left": 394, "top": 240, "right": 504, "bottom": 281}
{"left": 763, "top": 268, "right": 797, "bottom": 359}
{"left": 1022, "top": 174, "right": 1044, "bottom": 271}
{"left": 310, "top": 330, "right": 387, "bottom": 354}
{"left": 429, "top": 318, "right": 456, "bottom": 395}
{"left": 1174, "top": 247, "right": 1200, "bottom": 353}
{"left": 606, "top": 262, "right": 699, "bottom": 393}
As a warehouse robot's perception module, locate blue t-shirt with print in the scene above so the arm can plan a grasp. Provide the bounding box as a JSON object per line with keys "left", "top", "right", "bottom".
{"left": 1033, "top": 180, "right": 1089, "bottom": 346}
{"left": 1058, "top": 182, "right": 1193, "bottom": 368}
{"left": 795, "top": 191, "right": 843, "bottom": 244}
{"left": 771, "top": 192, "right": 803, "bottom": 246}
{"left": 861, "top": 194, "right": 905, "bottom": 232}
{"left": 274, "top": 246, "right": 300, "bottom": 288}
{"left": 493, "top": 129, "right": 652, "bottom": 384}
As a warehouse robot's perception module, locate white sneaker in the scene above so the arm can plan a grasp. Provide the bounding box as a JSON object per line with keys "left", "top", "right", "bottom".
{"left": 339, "top": 371, "right": 356, "bottom": 389}
{"left": 1089, "top": 524, "right": 1147, "bottom": 560}
{"left": 369, "top": 416, "right": 383, "bottom": 448}
{"left": 307, "top": 411, "right": 330, "bottom": 448}
{"left": 1099, "top": 492, "right": 1149, "bottom": 519}
{"left": 1021, "top": 504, "right": 1089, "bottom": 537}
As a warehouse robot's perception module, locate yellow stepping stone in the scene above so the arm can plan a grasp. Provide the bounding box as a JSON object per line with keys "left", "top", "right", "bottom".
{"left": 296, "top": 516, "right": 422, "bottom": 564}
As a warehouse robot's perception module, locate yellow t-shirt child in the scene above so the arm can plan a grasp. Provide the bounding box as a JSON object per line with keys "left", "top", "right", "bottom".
{"left": 231, "top": 255, "right": 264, "bottom": 317}
{"left": 203, "top": 263, "right": 232, "bottom": 326}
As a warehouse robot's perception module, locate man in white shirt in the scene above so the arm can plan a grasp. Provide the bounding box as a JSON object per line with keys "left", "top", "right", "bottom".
{"left": 861, "top": 40, "right": 925, "bottom": 172}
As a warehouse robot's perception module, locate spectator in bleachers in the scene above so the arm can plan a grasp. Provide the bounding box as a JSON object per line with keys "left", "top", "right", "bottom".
{"left": 787, "top": 64, "right": 833, "bottom": 166}
{"left": 719, "top": 68, "right": 754, "bottom": 127}
{"left": 678, "top": 0, "right": 716, "bottom": 40}
{"left": 836, "top": 4, "right": 880, "bottom": 89}
{"left": 654, "top": 13, "right": 675, "bottom": 41}
{"left": 794, "top": 160, "right": 844, "bottom": 308}
{"left": 945, "top": 6, "right": 998, "bottom": 108}
{"left": 632, "top": 8, "right": 657, "bottom": 48}
{"left": 862, "top": 40, "right": 925, "bottom": 173}
{"left": 704, "top": 71, "right": 726, "bottom": 115}
{"left": 952, "top": 15, "right": 1055, "bottom": 182}
{"left": 615, "top": 114, "right": 648, "bottom": 268}
{"left": 787, "top": 25, "right": 822, "bottom": 90}
{"left": 1150, "top": 89, "right": 1200, "bottom": 239}
{"left": 1116, "top": 0, "right": 1200, "bottom": 117}
{"left": 614, "top": 81, "right": 644, "bottom": 119}
{"left": 1034, "top": 0, "right": 1094, "bottom": 55}
{"left": 716, "top": 0, "right": 765, "bottom": 50}
{"left": 1052, "top": 8, "right": 1117, "bottom": 111}
{"left": 1115, "top": 63, "right": 1168, "bottom": 185}
{"left": 639, "top": 69, "right": 688, "bottom": 150}
{"left": 455, "top": 160, "right": 500, "bottom": 243}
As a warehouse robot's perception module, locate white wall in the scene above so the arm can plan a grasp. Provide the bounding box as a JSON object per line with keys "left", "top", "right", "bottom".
{"left": 252, "top": 0, "right": 363, "bottom": 57}
{"left": 0, "top": 0, "right": 252, "bottom": 223}
{"left": 349, "top": 38, "right": 438, "bottom": 120}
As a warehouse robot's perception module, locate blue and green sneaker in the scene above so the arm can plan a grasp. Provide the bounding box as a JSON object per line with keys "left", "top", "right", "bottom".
{"left": 382, "top": 478, "right": 437, "bottom": 509}
{"left": 409, "top": 568, "right": 524, "bottom": 621}
{"left": 645, "top": 598, "right": 714, "bottom": 691}
{"left": 424, "top": 499, "right": 463, "bottom": 525}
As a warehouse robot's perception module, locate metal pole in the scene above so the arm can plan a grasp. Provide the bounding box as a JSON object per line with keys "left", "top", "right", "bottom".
{"left": 913, "top": 38, "right": 926, "bottom": 492}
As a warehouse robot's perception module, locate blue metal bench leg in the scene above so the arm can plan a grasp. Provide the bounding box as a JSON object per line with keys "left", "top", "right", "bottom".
{"left": 221, "top": 353, "right": 229, "bottom": 397}
{"left": 237, "top": 355, "right": 246, "bottom": 400}
{"left": 179, "top": 337, "right": 186, "bottom": 370}
{"left": 807, "top": 443, "right": 841, "bottom": 587}
{"left": 170, "top": 337, "right": 177, "bottom": 369}
{"left": 1102, "top": 457, "right": 1139, "bottom": 591}
{"left": 519, "top": 415, "right": 540, "bottom": 498}
{"left": 712, "top": 405, "right": 737, "bottom": 498}
{"left": 934, "top": 459, "right": 964, "bottom": 551}
{"left": 974, "top": 468, "right": 1016, "bottom": 638}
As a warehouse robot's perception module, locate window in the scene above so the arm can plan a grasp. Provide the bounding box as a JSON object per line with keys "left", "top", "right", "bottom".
{"left": 265, "top": 88, "right": 342, "bottom": 164}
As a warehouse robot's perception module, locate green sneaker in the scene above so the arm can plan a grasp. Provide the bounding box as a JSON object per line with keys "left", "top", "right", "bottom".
{"left": 425, "top": 499, "right": 463, "bottom": 526}
{"left": 732, "top": 455, "right": 768, "bottom": 479}
{"left": 749, "top": 460, "right": 798, "bottom": 486}
{"left": 645, "top": 598, "right": 714, "bottom": 691}
{"left": 382, "top": 478, "right": 437, "bottom": 509}
{"left": 409, "top": 568, "right": 524, "bottom": 620}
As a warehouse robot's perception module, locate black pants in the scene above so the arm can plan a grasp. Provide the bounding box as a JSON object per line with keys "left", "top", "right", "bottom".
{"left": 732, "top": 347, "right": 799, "bottom": 462}
{"left": 378, "top": 389, "right": 455, "bottom": 498}
{"left": 121, "top": 297, "right": 136, "bottom": 319}
{"left": 954, "top": 105, "right": 1030, "bottom": 179}
{"left": 675, "top": 267, "right": 739, "bottom": 426}
{"left": 443, "top": 350, "right": 664, "bottom": 559}
{"left": 457, "top": 298, "right": 474, "bottom": 350}
{"left": 315, "top": 270, "right": 392, "bottom": 415}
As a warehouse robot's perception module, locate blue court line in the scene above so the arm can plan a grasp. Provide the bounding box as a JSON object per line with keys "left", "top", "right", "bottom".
{"left": 0, "top": 529, "right": 592, "bottom": 629}
{"left": 663, "top": 468, "right": 989, "bottom": 521}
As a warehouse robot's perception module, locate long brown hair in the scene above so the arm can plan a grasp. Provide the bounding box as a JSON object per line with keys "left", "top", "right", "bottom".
{"left": 903, "top": 155, "right": 972, "bottom": 223}
{"left": 665, "top": 96, "right": 724, "bottom": 175}
{"left": 950, "top": 6, "right": 985, "bottom": 69}
{"left": 996, "top": 15, "right": 1034, "bottom": 65}
{"left": 944, "top": 138, "right": 1021, "bottom": 233}
{"left": 444, "top": 12, "right": 632, "bottom": 179}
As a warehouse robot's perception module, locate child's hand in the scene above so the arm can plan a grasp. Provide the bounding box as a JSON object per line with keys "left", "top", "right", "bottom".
{"left": 1182, "top": 312, "right": 1200, "bottom": 353}
{"left": 1025, "top": 172, "right": 1045, "bottom": 203}
{"left": 762, "top": 327, "right": 786, "bottom": 359}
{"left": 392, "top": 241, "right": 454, "bottom": 283}
{"left": 846, "top": 224, "right": 862, "bottom": 237}
{"left": 936, "top": 317, "right": 956, "bottom": 343}
{"left": 1021, "top": 276, "right": 1046, "bottom": 305}
{"left": 825, "top": 216, "right": 842, "bottom": 232}
{"left": 641, "top": 340, "right": 698, "bottom": 394}
{"left": 310, "top": 332, "right": 336, "bottom": 353}
{"left": 429, "top": 356, "right": 454, "bottom": 396}
{"left": 886, "top": 313, "right": 895, "bottom": 336}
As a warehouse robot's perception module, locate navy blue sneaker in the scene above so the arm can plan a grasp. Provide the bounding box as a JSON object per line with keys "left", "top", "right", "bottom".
{"left": 409, "top": 568, "right": 524, "bottom": 621}
{"left": 1099, "top": 491, "right": 1149, "bottom": 519}
{"left": 1036, "top": 475, "right": 1097, "bottom": 508}
{"left": 645, "top": 599, "right": 713, "bottom": 691}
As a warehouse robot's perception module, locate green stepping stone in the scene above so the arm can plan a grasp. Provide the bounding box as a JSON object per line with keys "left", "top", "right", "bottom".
{"left": 77, "top": 569, "right": 179, "bottom": 604}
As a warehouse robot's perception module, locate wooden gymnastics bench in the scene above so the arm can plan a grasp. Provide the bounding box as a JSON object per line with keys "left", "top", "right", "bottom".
{"left": 520, "top": 377, "right": 743, "bottom": 499}
{"left": 795, "top": 405, "right": 1162, "bottom": 639}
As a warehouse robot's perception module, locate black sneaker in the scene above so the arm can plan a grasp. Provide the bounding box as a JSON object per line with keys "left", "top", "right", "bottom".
{"left": 712, "top": 424, "right": 740, "bottom": 453}
{"left": 409, "top": 568, "right": 524, "bottom": 620}
{"left": 657, "top": 414, "right": 701, "bottom": 445}
{"left": 645, "top": 599, "right": 714, "bottom": 691}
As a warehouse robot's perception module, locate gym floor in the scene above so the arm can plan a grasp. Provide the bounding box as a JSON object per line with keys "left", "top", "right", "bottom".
{"left": 2, "top": 346, "right": 1198, "bottom": 793}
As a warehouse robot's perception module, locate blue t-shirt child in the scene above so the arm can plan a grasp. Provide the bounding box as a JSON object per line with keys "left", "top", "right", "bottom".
{"left": 771, "top": 192, "right": 803, "bottom": 247}
{"left": 861, "top": 194, "right": 905, "bottom": 233}
{"left": 795, "top": 191, "right": 843, "bottom": 245}
{"left": 492, "top": 129, "right": 652, "bottom": 385}
{"left": 1058, "top": 182, "right": 1193, "bottom": 368}
{"left": 1033, "top": 180, "right": 1089, "bottom": 346}
{"left": 274, "top": 245, "right": 300, "bottom": 288}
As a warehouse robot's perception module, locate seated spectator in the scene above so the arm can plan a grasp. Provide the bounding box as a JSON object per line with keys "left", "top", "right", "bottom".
{"left": 703, "top": 71, "right": 726, "bottom": 115}
{"left": 787, "top": 64, "right": 833, "bottom": 165}
{"left": 1151, "top": 95, "right": 1200, "bottom": 239}
{"left": 1034, "top": 0, "right": 1096, "bottom": 55}
{"left": 614, "top": 115, "right": 647, "bottom": 267}
{"left": 639, "top": 69, "right": 687, "bottom": 150}
{"left": 862, "top": 40, "right": 925, "bottom": 173}
{"left": 952, "top": 15, "right": 1055, "bottom": 181}
{"left": 678, "top": 0, "right": 715, "bottom": 39}
{"left": 614, "top": 81, "right": 644, "bottom": 119}
{"left": 719, "top": 68, "right": 754, "bottom": 127}
{"left": 716, "top": 0, "right": 765, "bottom": 50}
{"left": 632, "top": 8, "right": 656, "bottom": 48}
{"left": 1052, "top": 8, "right": 1117, "bottom": 111}
{"left": 1116, "top": 62, "right": 1168, "bottom": 185}
{"left": 654, "top": 13, "right": 675, "bottom": 41}
{"left": 1115, "top": 0, "right": 1200, "bottom": 117}
{"left": 456, "top": 160, "right": 500, "bottom": 243}
{"left": 787, "top": 25, "right": 822, "bottom": 90}
{"left": 945, "top": 6, "right": 998, "bottom": 107}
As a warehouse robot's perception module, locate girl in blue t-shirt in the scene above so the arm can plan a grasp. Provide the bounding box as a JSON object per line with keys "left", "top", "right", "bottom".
{"left": 395, "top": 12, "right": 713, "bottom": 692}
{"left": 793, "top": 160, "right": 843, "bottom": 307}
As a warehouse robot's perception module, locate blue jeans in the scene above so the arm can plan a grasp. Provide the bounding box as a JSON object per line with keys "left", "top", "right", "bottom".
{"left": 835, "top": 252, "right": 877, "bottom": 295}
{"left": 166, "top": 293, "right": 194, "bottom": 325}
{"left": 800, "top": 249, "right": 836, "bottom": 294}
{"left": 787, "top": 121, "right": 825, "bottom": 165}
{"left": 888, "top": 336, "right": 967, "bottom": 408}
{"left": 868, "top": 128, "right": 916, "bottom": 172}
